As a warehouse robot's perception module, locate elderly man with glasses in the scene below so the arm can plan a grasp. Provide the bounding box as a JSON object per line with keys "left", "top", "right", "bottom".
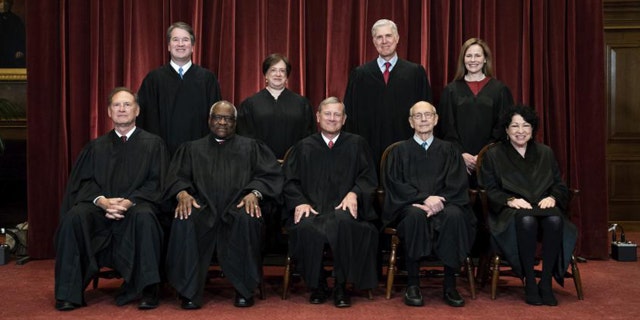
{"left": 382, "top": 101, "right": 476, "bottom": 308}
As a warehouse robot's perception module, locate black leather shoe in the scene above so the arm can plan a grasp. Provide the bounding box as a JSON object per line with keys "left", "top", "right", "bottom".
{"left": 234, "top": 291, "right": 255, "bottom": 307}
{"left": 55, "top": 300, "right": 77, "bottom": 311}
{"left": 403, "top": 285, "right": 424, "bottom": 307}
{"left": 180, "top": 296, "right": 200, "bottom": 310}
{"left": 524, "top": 283, "right": 543, "bottom": 306}
{"left": 333, "top": 284, "right": 351, "bottom": 308}
{"left": 538, "top": 284, "right": 558, "bottom": 306}
{"left": 138, "top": 284, "right": 160, "bottom": 310}
{"left": 443, "top": 289, "right": 465, "bottom": 307}
{"left": 309, "top": 287, "right": 328, "bottom": 304}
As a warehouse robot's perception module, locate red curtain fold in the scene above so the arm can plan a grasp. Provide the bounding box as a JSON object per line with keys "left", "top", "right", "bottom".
{"left": 26, "top": 0, "right": 608, "bottom": 259}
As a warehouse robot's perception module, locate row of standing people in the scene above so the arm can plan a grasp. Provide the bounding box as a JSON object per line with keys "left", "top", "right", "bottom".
{"left": 53, "top": 18, "right": 576, "bottom": 311}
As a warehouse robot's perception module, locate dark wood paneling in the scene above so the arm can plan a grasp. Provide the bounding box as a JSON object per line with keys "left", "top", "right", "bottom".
{"left": 605, "top": 0, "right": 640, "bottom": 225}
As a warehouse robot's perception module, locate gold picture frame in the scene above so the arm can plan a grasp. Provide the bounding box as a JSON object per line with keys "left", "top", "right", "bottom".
{"left": 0, "top": 69, "right": 27, "bottom": 81}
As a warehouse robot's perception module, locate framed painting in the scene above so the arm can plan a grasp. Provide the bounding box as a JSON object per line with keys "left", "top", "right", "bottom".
{"left": 0, "top": 0, "right": 27, "bottom": 140}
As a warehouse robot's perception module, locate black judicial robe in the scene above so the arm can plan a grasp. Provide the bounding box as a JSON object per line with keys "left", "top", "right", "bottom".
{"left": 438, "top": 78, "right": 513, "bottom": 156}
{"left": 237, "top": 88, "right": 316, "bottom": 159}
{"left": 283, "top": 132, "right": 379, "bottom": 289}
{"left": 383, "top": 138, "right": 475, "bottom": 267}
{"left": 137, "top": 63, "right": 222, "bottom": 154}
{"left": 164, "top": 134, "right": 283, "bottom": 304}
{"left": 344, "top": 59, "right": 432, "bottom": 165}
{"left": 478, "top": 142, "right": 577, "bottom": 285}
{"left": 55, "top": 129, "right": 168, "bottom": 306}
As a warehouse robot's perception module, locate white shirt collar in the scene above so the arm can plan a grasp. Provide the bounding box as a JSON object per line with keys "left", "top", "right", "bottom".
{"left": 321, "top": 132, "right": 340, "bottom": 146}
{"left": 116, "top": 127, "right": 136, "bottom": 140}
{"left": 413, "top": 134, "right": 434, "bottom": 150}
{"left": 377, "top": 54, "right": 398, "bottom": 72}
{"left": 170, "top": 60, "right": 192, "bottom": 74}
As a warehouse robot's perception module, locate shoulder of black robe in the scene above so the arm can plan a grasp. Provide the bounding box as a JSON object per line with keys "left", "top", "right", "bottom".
{"left": 164, "top": 133, "right": 283, "bottom": 209}
{"left": 237, "top": 88, "right": 315, "bottom": 159}
{"left": 478, "top": 141, "right": 568, "bottom": 213}
{"left": 382, "top": 137, "right": 469, "bottom": 224}
{"left": 137, "top": 64, "right": 176, "bottom": 134}
{"left": 60, "top": 128, "right": 169, "bottom": 218}
{"left": 344, "top": 60, "right": 379, "bottom": 133}
{"left": 283, "top": 132, "right": 378, "bottom": 221}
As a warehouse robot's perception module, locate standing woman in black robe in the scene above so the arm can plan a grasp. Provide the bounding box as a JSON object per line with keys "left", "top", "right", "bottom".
{"left": 237, "top": 54, "right": 315, "bottom": 254}
{"left": 438, "top": 38, "right": 514, "bottom": 184}
{"left": 237, "top": 53, "right": 315, "bottom": 160}
{"left": 478, "top": 105, "right": 577, "bottom": 306}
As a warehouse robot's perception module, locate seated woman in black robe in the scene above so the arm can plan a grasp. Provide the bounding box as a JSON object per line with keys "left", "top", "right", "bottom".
{"left": 478, "top": 105, "right": 577, "bottom": 306}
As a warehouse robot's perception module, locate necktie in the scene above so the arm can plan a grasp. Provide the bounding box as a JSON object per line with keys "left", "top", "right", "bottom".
{"left": 383, "top": 62, "right": 391, "bottom": 84}
{"left": 178, "top": 67, "right": 184, "bottom": 79}
{"left": 121, "top": 136, "right": 127, "bottom": 143}
{"left": 328, "top": 140, "right": 334, "bottom": 149}
{"left": 421, "top": 141, "right": 427, "bottom": 150}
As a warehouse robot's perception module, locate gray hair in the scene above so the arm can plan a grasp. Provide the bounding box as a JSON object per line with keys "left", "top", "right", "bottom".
{"left": 371, "top": 19, "right": 398, "bottom": 38}
{"left": 317, "top": 96, "right": 344, "bottom": 113}
{"left": 209, "top": 100, "right": 237, "bottom": 118}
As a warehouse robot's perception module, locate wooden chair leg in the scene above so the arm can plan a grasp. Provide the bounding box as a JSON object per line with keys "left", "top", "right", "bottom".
{"left": 476, "top": 253, "right": 490, "bottom": 288}
{"left": 92, "top": 276, "right": 99, "bottom": 289}
{"left": 571, "top": 255, "right": 584, "bottom": 300}
{"left": 491, "top": 255, "right": 500, "bottom": 300}
{"left": 385, "top": 235, "right": 400, "bottom": 299}
{"left": 282, "top": 255, "right": 292, "bottom": 300}
{"left": 259, "top": 281, "right": 266, "bottom": 300}
{"left": 465, "top": 256, "right": 476, "bottom": 299}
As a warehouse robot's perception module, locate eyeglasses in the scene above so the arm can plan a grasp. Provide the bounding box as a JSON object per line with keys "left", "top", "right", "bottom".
{"left": 210, "top": 115, "right": 236, "bottom": 122}
{"left": 410, "top": 112, "right": 436, "bottom": 120}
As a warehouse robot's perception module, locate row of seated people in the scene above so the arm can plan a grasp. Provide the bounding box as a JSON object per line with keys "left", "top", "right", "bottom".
{"left": 54, "top": 88, "right": 579, "bottom": 311}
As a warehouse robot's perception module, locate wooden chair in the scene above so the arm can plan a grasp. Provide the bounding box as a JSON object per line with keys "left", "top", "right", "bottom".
{"left": 378, "top": 141, "right": 476, "bottom": 300}
{"left": 475, "top": 143, "right": 584, "bottom": 300}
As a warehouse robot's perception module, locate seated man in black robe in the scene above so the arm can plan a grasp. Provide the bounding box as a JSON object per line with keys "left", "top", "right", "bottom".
{"left": 283, "top": 97, "right": 379, "bottom": 308}
{"left": 164, "top": 100, "right": 283, "bottom": 309}
{"left": 382, "top": 101, "right": 476, "bottom": 307}
{"left": 54, "top": 87, "right": 169, "bottom": 311}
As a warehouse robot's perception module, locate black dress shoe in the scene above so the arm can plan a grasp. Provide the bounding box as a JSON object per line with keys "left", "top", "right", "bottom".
{"left": 180, "top": 296, "right": 200, "bottom": 310}
{"left": 524, "top": 283, "right": 543, "bottom": 306}
{"left": 234, "top": 291, "right": 255, "bottom": 307}
{"left": 443, "top": 289, "right": 465, "bottom": 307}
{"left": 538, "top": 284, "right": 558, "bottom": 306}
{"left": 138, "top": 284, "right": 159, "bottom": 310}
{"left": 333, "top": 284, "right": 351, "bottom": 308}
{"left": 309, "top": 287, "right": 328, "bottom": 304}
{"left": 55, "top": 300, "right": 77, "bottom": 311}
{"left": 403, "top": 285, "right": 424, "bottom": 307}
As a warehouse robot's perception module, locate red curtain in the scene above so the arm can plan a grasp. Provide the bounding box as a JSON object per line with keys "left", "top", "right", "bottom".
{"left": 26, "top": 0, "right": 608, "bottom": 259}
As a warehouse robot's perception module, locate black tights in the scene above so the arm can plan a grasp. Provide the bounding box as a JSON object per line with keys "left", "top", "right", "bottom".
{"left": 515, "top": 215, "right": 563, "bottom": 287}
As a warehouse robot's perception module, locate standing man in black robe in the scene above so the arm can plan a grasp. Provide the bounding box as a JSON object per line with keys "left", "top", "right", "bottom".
{"left": 383, "top": 101, "right": 475, "bottom": 307}
{"left": 54, "top": 87, "right": 169, "bottom": 311}
{"left": 137, "top": 21, "right": 222, "bottom": 155}
{"left": 283, "top": 97, "right": 379, "bottom": 308}
{"left": 164, "top": 101, "right": 283, "bottom": 309}
{"left": 344, "top": 18, "right": 432, "bottom": 166}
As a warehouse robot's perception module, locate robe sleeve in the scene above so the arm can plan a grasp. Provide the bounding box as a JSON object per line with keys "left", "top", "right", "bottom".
{"left": 383, "top": 145, "right": 425, "bottom": 223}
{"left": 242, "top": 141, "right": 284, "bottom": 201}
{"left": 136, "top": 73, "right": 160, "bottom": 134}
{"left": 477, "top": 146, "right": 513, "bottom": 215}
{"left": 163, "top": 142, "right": 198, "bottom": 202}
{"left": 282, "top": 144, "right": 310, "bottom": 211}
{"left": 352, "top": 137, "right": 379, "bottom": 221}
{"left": 490, "top": 85, "right": 514, "bottom": 143}
{"left": 59, "top": 143, "right": 99, "bottom": 218}
{"left": 437, "top": 84, "right": 464, "bottom": 152}
{"left": 128, "top": 137, "right": 170, "bottom": 206}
